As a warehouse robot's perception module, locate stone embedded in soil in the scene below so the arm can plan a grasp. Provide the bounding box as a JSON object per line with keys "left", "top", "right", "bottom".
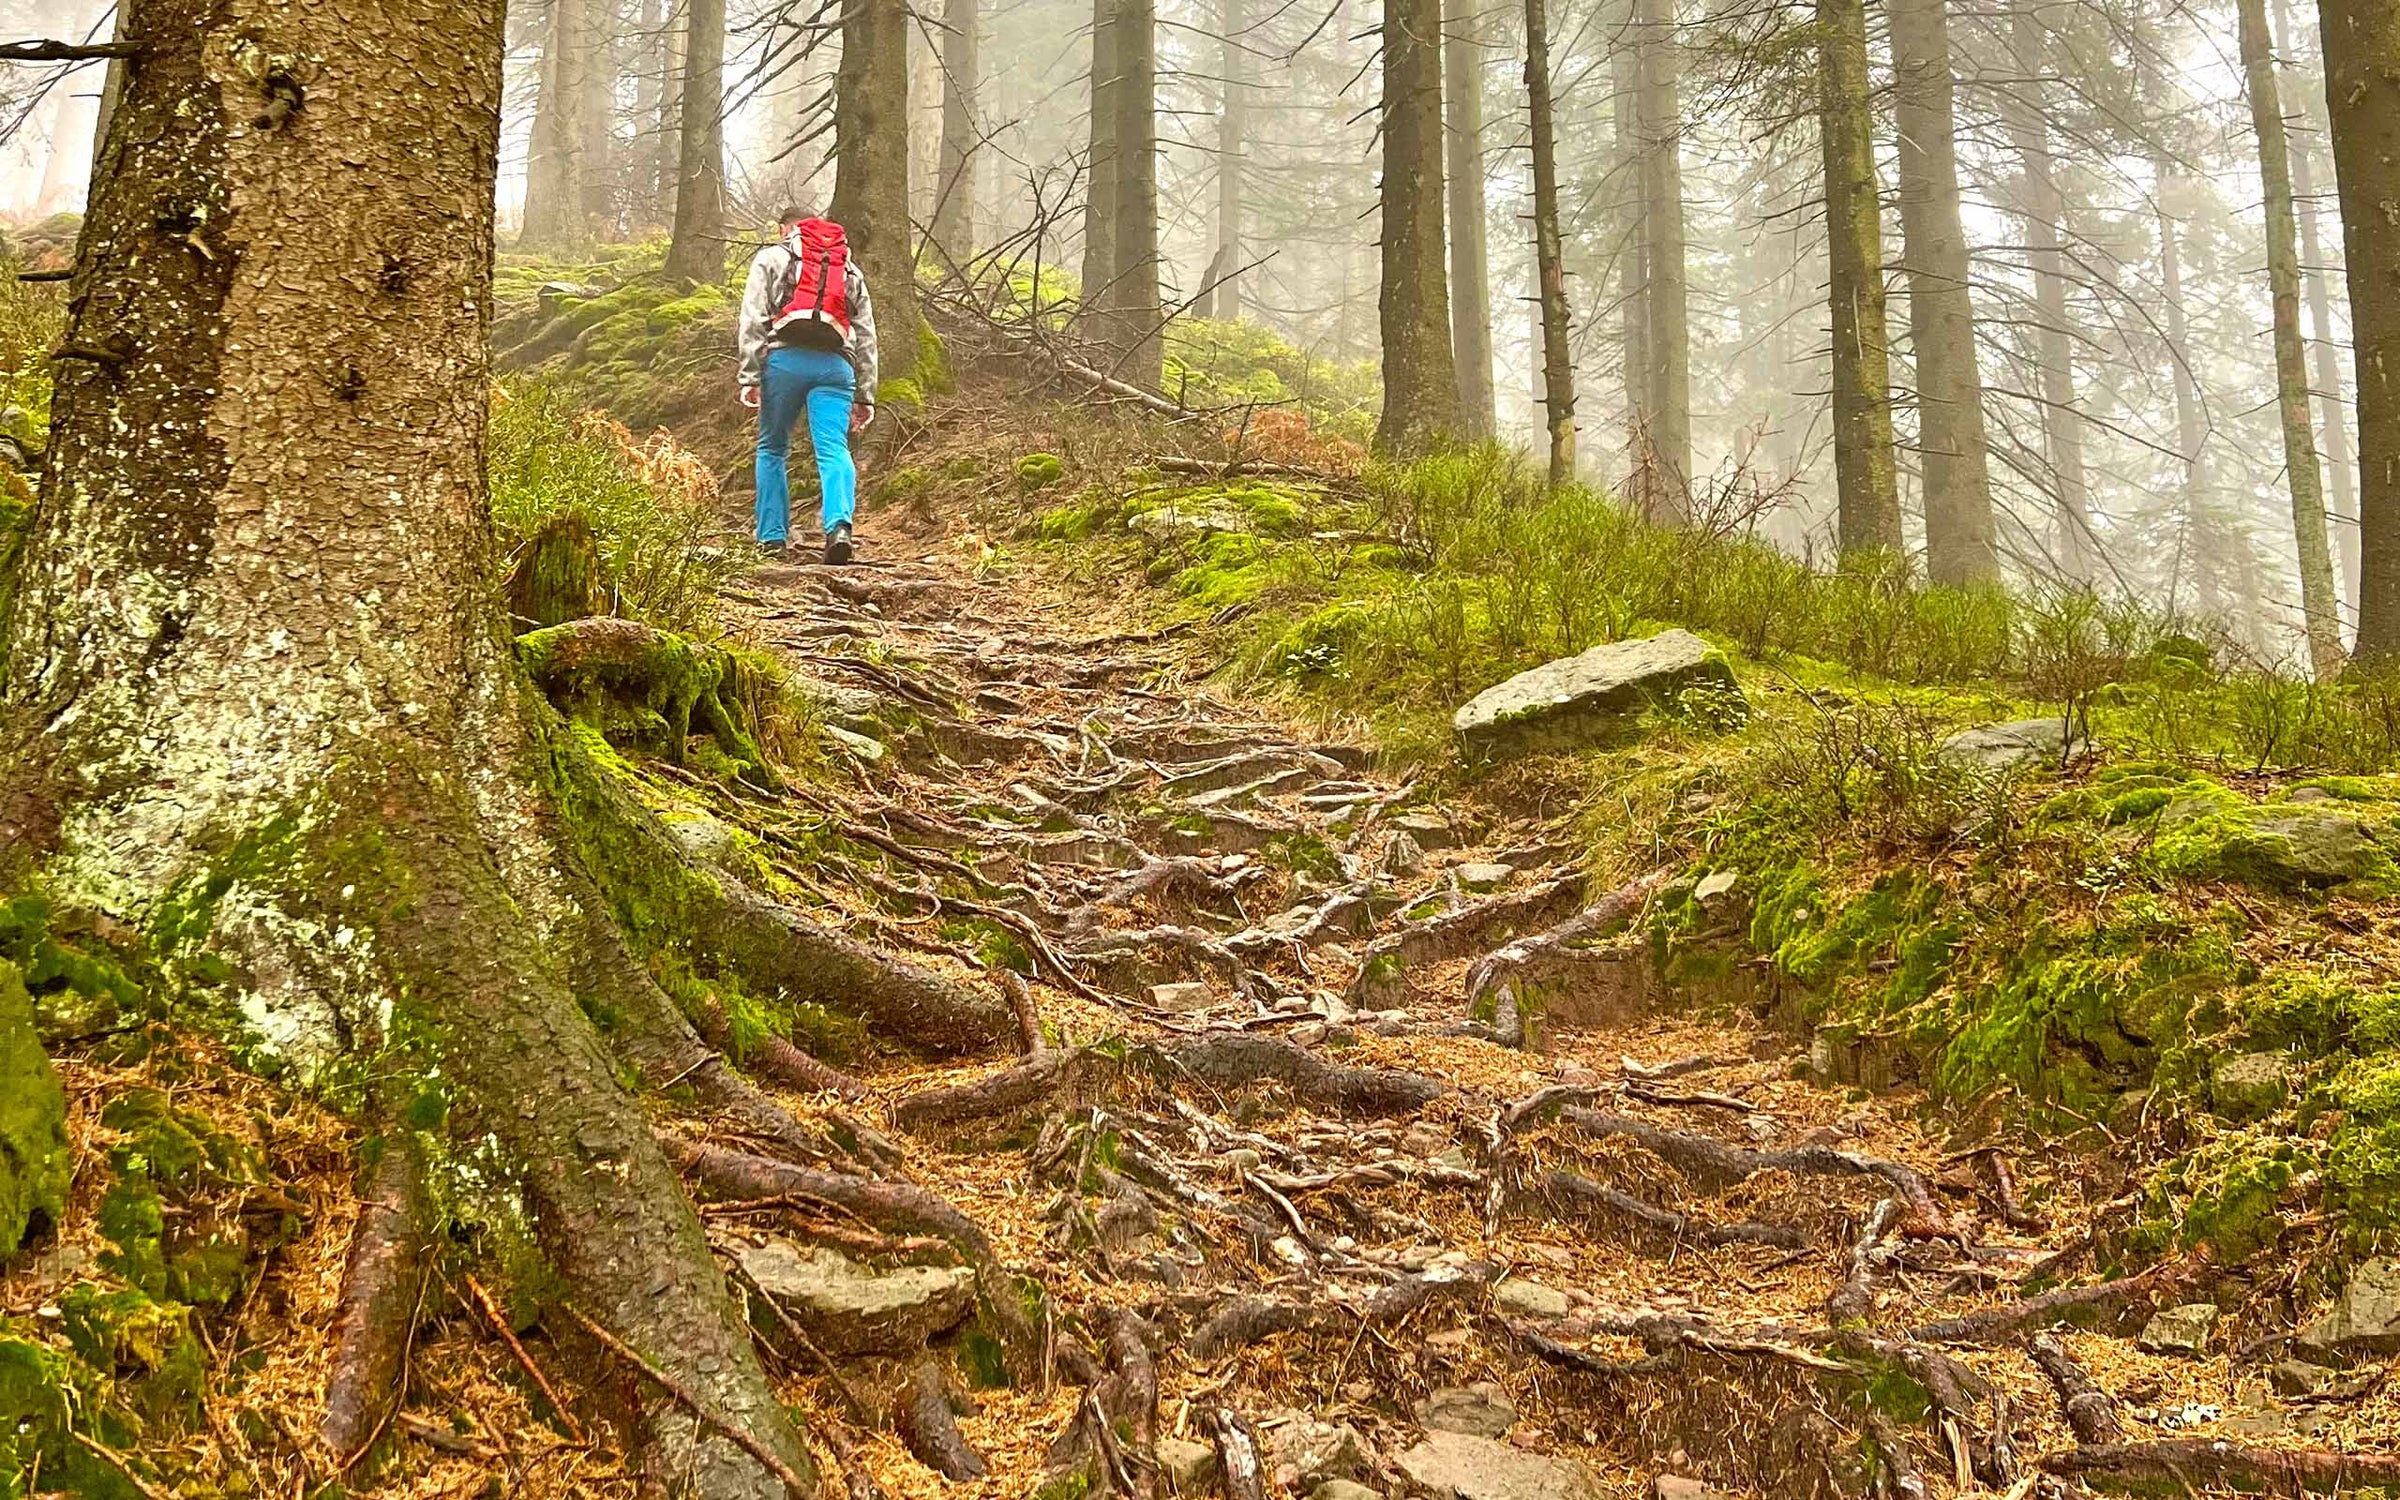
{"left": 1391, "top": 811, "right": 1457, "bottom": 849}
{"left": 1417, "top": 1382, "right": 1517, "bottom": 1439}
{"left": 1452, "top": 629, "right": 1742, "bottom": 757}
{"left": 2137, "top": 1303, "right": 2220, "bottom": 1355}
{"left": 1936, "top": 717, "right": 2084, "bottom": 771}
{"left": 1692, "top": 869, "right": 1739, "bottom": 907}
{"left": 1158, "top": 1435, "right": 1219, "bottom": 1494}
{"left": 1130, "top": 502, "right": 1249, "bottom": 540}
{"left": 1312, "top": 1482, "right": 1385, "bottom": 1500}
{"left": 2270, "top": 1359, "right": 2378, "bottom": 1400}
{"left": 1401, "top": 1121, "right": 1450, "bottom": 1157}
{"left": 2163, "top": 802, "right": 2389, "bottom": 889}
{"left": 1653, "top": 1478, "right": 1728, "bottom": 1500}
{"left": 1492, "top": 1278, "right": 1571, "bottom": 1320}
{"left": 1396, "top": 1431, "right": 1603, "bottom": 1500}
{"left": 2211, "top": 1051, "right": 2292, "bottom": 1121}
{"left": 1455, "top": 862, "right": 1515, "bottom": 892}
{"left": 1384, "top": 830, "right": 1427, "bottom": 877}
{"left": 821, "top": 723, "right": 886, "bottom": 763}
{"left": 1264, "top": 1416, "right": 1368, "bottom": 1486}
{"left": 1150, "top": 981, "right": 1214, "bottom": 1012}
{"left": 2296, "top": 1257, "right": 2400, "bottom": 1364}
{"left": 735, "top": 1241, "right": 974, "bottom": 1356}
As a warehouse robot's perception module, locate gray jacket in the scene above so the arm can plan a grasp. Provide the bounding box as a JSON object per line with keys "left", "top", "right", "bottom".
{"left": 736, "top": 231, "right": 880, "bottom": 401}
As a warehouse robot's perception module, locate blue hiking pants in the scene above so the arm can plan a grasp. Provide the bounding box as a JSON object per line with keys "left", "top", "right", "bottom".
{"left": 755, "top": 344, "right": 857, "bottom": 544}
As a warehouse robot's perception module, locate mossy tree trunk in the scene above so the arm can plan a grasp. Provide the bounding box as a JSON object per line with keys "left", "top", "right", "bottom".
{"left": 1892, "top": 0, "right": 1998, "bottom": 582}
{"left": 522, "top": 0, "right": 591, "bottom": 249}
{"left": 1444, "top": 0, "right": 1496, "bottom": 440}
{"left": 1525, "top": 0, "right": 1575, "bottom": 483}
{"left": 662, "top": 0, "right": 726, "bottom": 281}
{"left": 1374, "top": 0, "right": 1460, "bottom": 456}
{"left": 2242, "top": 0, "right": 2345, "bottom": 676}
{"left": 1998, "top": 1, "right": 2087, "bottom": 583}
{"left": 931, "top": 0, "right": 979, "bottom": 266}
{"left": 1209, "top": 0, "right": 1246, "bottom": 322}
{"left": 832, "top": 0, "right": 930, "bottom": 387}
{"left": 1818, "top": 0, "right": 1903, "bottom": 558}
{"left": 1637, "top": 0, "right": 1691, "bottom": 516}
{"left": 1110, "top": 0, "right": 1165, "bottom": 388}
{"left": 2320, "top": 0, "right": 2400, "bottom": 660}
{"left": 0, "top": 0, "right": 814, "bottom": 1492}
{"left": 1081, "top": 0, "right": 1121, "bottom": 328}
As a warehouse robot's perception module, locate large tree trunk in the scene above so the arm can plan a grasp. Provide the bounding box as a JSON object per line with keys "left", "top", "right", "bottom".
{"left": 1208, "top": 0, "right": 1246, "bottom": 321}
{"left": 2320, "top": 0, "right": 2400, "bottom": 659}
{"left": 1525, "top": 0, "right": 1575, "bottom": 482}
{"left": 0, "top": 0, "right": 814, "bottom": 1494}
{"left": 524, "top": 0, "right": 591, "bottom": 248}
{"left": 1818, "top": 0, "right": 1903, "bottom": 558}
{"left": 1081, "top": 0, "right": 1121, "bottom": 324}
{"left": 2277, "top": 0, "right": 2361, "bottom": 616}
{"left": 932, "top": 0, "right": 980, "bottom": 266}
{"left": 1111, "top": 0, "right": 1165, "bottom": 387}
{"left": 1374, "top": 0, "right": 1460, "bottom": 454}
{"left": 1614, "top": 28, "right": 1650, "bottom": 504}
{"left": 1636, "top": 0, "right": 1690, "bottom": 515}
{"left": 833, "top": 0, "right": 931, "bottom": 385}
{"left": 1892, "top": 0, "right": 1998, "bottom": 583}
{"left": 662, "top": 0, "right": 726, "bottom": 281}
{"left": 2242, "top": 0, "right": 2345, "bottom": 675}
{"left": 1999, "top": 3, "right": 2094, "bottom": 581}
{"left": 1444, "top": 0, "right": 1497, "bottom": 439}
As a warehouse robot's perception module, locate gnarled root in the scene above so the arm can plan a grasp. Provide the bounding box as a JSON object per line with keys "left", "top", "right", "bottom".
{"left": 2041, "top": 1442, "right": 2400, "bottom": 1493}
{"left": 1045, "top": 1311, "right": 1160, "bottom": 1498}
{"left": 1558, "top": 1107, "right": 1955, "bottom": 1232}
{"left": 1169, "top": 1031, "right": 1446, "bottom": 1115}
{"left": 1909, "top": 1260, "right": 2201, "bottom": 1344}
{"left": 321, "top": 1145, "right": 429, "bottom": 1463}
{"left": 895, "top": 1360, "right": 988, "bottom": 1480}
{"left": 2028, "top": 1332, "right": 2124, "bottom": 1444}
{"left": 1534, "top": 1168, "right": 1806, "bottom": 1251}
{"left": 1189, "top": 1263, "right": 1494, "bottom": 1360}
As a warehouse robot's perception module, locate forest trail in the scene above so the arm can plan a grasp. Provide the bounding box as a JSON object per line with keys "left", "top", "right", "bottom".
{"left": 635, "top": 518, "right": 2378, "bottom": 1500}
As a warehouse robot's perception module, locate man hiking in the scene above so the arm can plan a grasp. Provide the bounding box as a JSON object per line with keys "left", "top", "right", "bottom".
{"left": 738, "top": 205, "right": 879, "bottom": 564}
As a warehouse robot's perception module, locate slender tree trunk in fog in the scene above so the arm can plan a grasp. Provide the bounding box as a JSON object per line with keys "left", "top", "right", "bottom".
{"left": 1444, "top": 0, "right": 1497, "bottom": 438}
{"left": 2155, "top": 147, "right": 2221, "bottom": 619}
{"left": 1818, "top": 0, "right": 1903, "bottom": 558}
{"left": 2319, "top": 0, "right": 2400, "bottom": 659}
{"left": 833, "top": 0, "right": 928, "bottom": 383}
{"left": 1998, "top": 2, "right": 2087, "bottom": 581}
{"left": 1614, "top": 32, "right": 1650, "bottom": 502}
{"left": 909, "top": 15, "right": 943, "bottom": 229}
{"left": 1210, "top": 0, "right": 1246, "bottom": 321}
{"left": 1525, "top": 0, "right": 1575, "bottom": 481}
{"left": 523, "top": 0, "right": 590, "bottom": 247}
{"left": 662, "top": 0, "right": 726, "bottom": 280}
{"left": 932, "top": 0, "right": 980, "bottom": 264}
{"left": 644, "top": 0, "right": 682, "bottom": 227}
{"left": 2241, "top": 0, "right": 2344, "bottom": 675}
{"left": 2276, "top": 0, "right": 2360, "bottom": 615}
{"left": 579, "top": 0, "right": 619, "bottom": 233}
{"left": 1637, "top": 0, "right": 1690, "bottom": 515}
{"left": 1082, "top": 0, "right": 1121, "bottom": 321}
{"left": 1375, "top": 0, "right": 1460, "bottom": 454}
{"left": 1111, "top": 0, "right": 1164, "bottom": 387}
{"left": 1892, "top": 0, "right": 1999, "bottom": 582}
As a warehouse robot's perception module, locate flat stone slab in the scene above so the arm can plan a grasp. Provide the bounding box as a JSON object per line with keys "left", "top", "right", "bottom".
{"left": 1396, "top": 1432, "right": 1603, "bottom": 1500}
{"left": 1453, "top": 630, "right": 1741, "bottom": 757}
{"left": 2137, "top": 1303, "right": 2219, "bottom": 1355}
{"left": 1416, "top": 1382, "right": 1517, "bottom": 1439}
{"left": 2297, "top": 1257, "right": 2400, "bottom": 1364}
{"left": 1492, "top": 1277, "right": 1570, "bottom": 1320}
{"left": 1937, "top": 718, "right": 2084, "bottom": 771}
{"left": 736, "top": 1241, "right": 974, "bottom": 1356}
{"left": 1130, "top": 503, "right": 1248, "bottom": 540}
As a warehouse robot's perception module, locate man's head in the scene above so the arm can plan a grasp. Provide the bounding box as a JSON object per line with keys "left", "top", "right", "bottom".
{"left": 777, "top": 204, "right": 817, "bottom": 233}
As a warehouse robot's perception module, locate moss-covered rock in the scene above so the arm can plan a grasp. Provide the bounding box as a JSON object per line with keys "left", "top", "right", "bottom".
{"left": 2151, "top": 801, "right": 2398, "bottom": 893}
{"left": 94, "top": 1088, "right": 272, "bottom": 1307}
{"left": 58, "top": 1286, "right": 206, "bottom": 1426}
{"left": 0, "top": 961, "right": 67, "bottom": 1257}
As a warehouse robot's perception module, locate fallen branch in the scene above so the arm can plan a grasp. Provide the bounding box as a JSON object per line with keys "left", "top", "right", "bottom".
{"left": 0, "top": 38, "right": 144, "bottom": 60}
{"left": 1910, "top": 1261, "right": 2198, "bottom": 1345}
{"left": 1536, "top": 1169, "right": 1806, "bottom": 1251}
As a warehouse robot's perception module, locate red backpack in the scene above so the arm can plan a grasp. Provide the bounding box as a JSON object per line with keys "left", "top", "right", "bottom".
{"left": 769, "top": 218, "right": 854, "bottom": 349}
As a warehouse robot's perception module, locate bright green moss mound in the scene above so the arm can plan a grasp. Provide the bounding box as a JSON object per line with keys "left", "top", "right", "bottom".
{"left": 0, "top": 961, "right": 66, "bottom": 1257}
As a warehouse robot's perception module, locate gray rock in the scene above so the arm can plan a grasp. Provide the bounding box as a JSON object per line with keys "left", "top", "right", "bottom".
{"left": 1432, "top": 1146, "right": 1475, "bottom": 1173}
{"left": 1158, "top": 1436, "right": 1219, "bottom": 1494}
{"left": 1313, "top": 1483, "right": 1385, "bottom": 1500}
{"left": 1150, "top": 981, "right": 1214, "bottom": 1012}
{"left": 1653, "top": 1478, "right": 1730, "bottom": 1500}
{"left": 2211, "top": 1052, "right": 2292, "bottom": 1121}
{"left": 1384, "top": 830, "right": 1427, "bottom": 877}
{"left": 2296, "top": 1257, "right": 2400, "bottom": 1365}
{"left": 1265, "top": 1418, "right": 1367, "bottom": 1485}
{"left": 821, "top": 723, "right": 886, "bottom": 763}
{"left": 735, "top": 1241, "right": 974, "bottom": 1356}
{"left": 1692, "top": 870, "right": 1739, "bottom": 907}
{"left": 536, "top": 280, "right": 601, "bottom": 309}
{"left": 1391, "top": 811, "right": 1457, "bottom": 849}
{"left": 2270, "top": 1359, "right": 2379, "bottom": 1401}
{"left": 1401, "top": 1121, "right": 1450, "bottom": 1157}
{"left": 1396, "top": 1431, "right": 1603, "bottom": 1500}
{"left": 2225, "top": 808, "right": 2387, "bottom": 888}
{"left": 1937, "top": 717, "right": 2085, "bottom": 771}
{"left": 1454, "top": 629, "right": 1742, "bottom": 757}
{"left": 1416, "top": 1382, "right": 1517, "bottom": 1439}
{"left": 1130, "top": 503, "right": 1248, "bottom": 540}
{"left": 2137, "top": 1303, "right": 2220, "bottom": 1355}
{"left": 1455, "top": 861, "right": 1515, "bottom": 892}
{"left": 1492, "top": 1278, "right": 1570, "bottom": 1320}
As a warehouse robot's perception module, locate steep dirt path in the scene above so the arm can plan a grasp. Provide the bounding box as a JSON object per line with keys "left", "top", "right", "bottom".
{"left": 661, "top": 534, "right": 2388, "bottom": 1500}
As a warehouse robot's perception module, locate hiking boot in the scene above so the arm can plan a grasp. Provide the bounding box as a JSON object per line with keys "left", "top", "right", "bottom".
{"left": 758, "top": 538, "right": 788, "bottom": 560}
{"left": 823, "top": 522, "right": 854, "bottom": 566}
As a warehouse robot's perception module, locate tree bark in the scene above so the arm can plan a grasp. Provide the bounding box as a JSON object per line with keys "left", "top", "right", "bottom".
{"left": 1374, "top": 0, "right": 1460, "bottom": 454}
{"left": 524, "top": 0, "right": 591, "bottom": 248}
{"left": 931, "top": 0, "right": 979, "bottom": 265}
{"left": 1997, "top": 1, "right": 2089, "bottom": 582}
{"left": 1818, "top": 0, "right": 1904, "bottom": 557}
{"left": 1444, "top": 0, "right": 1496, "bottom": 439}
{"left": 579, "top": 0, "right": 621, "bottom": 235}
{"left": 1636, "top": 0, "right": 1690, "bottom": 515}
{"left": 1110, "top": 0, "right": 1164, "bottom": 387}
{"left": 0, "top": 0, "right": 813, "bottom": 1493}
{"left": 833, "top": 0, "right": 930, "bottom": 385}
{"left": 1892, "top": 0, "right": 1999, "bottom": 582}
{"left": 662, "top": 0, "right": 726, "bottom": 281}
{"left": 1525, "top": 0, "right": 1575, "bottom": 482}
{"left": 2277, "top": 0, "right": 2361, "bottom": 615}
{"left": 2242, "top": 0, "right": 2345, "bottom": 676}
{"left": 1614, "top": 25, "right": 1650, "bottom": 503}
{"left": 2321, "top": 0, "right": 2400, "bottom": 659}
{"left": 1209, "top": 0, "right": 1246, "bottom": 321}
{"left": 1081, "top": 0, "right": 1120, "bottom": 324}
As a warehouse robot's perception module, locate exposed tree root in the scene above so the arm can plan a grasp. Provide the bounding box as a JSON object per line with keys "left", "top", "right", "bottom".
{"left": 1169, "top": 1030, "right": 1447, "bottom": 1114}
{"left": 1534, "top": 1168, "right": 1807, "bottom": 1250}
{"left": 1213, "top": 1407, "right": 1267, "bottom": 1500}
{"left": 2040, "top": 1441, "right": 2400, "bottom": 1493}
{"left": 895, "top": 1360, "right": 988, "bottom": 1480}
{"left": 2028, "top": 1332, "right": 2124, "bottom": 1443}
{"left": 521, "top": 616, "right": 772, "bottom": 776}
{"left": 1557, "top": 1108, "right": 1955, "bottom": 1231}
{"left": 1909, "top": 1261, "right": 2200, "bottom": 1344}
{"left": 691, "top": 992, "right": 871, "bottom": 1100}
{"left": 320, "top": 1146, "right": 429, "bottom": 1462}
{"left": 1046, "top": 1311, "right": 1162, "bottom": 1497}
{"left": 1188, "top": 1263, "right": 1494, "bottom": 1360}
{"left": 891, "top": 1047, "right": 1120, "bottom": 1135}
{"left": 1462, "top": 872, "right": 1669, "bottom": 1013}
{"left": 1344, "top": 876, "right": 1585, "bottom": 1003}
